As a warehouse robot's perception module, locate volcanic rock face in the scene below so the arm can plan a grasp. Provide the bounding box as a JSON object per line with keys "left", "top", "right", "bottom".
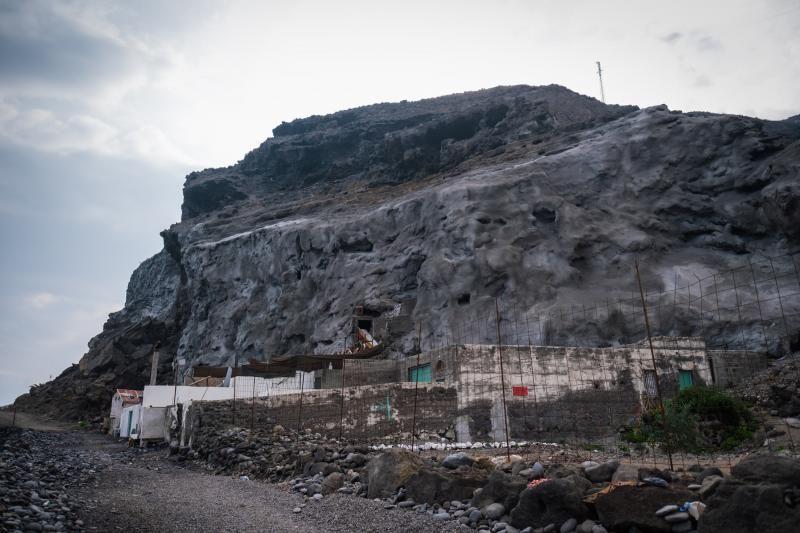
{"left": 15, "top": 84, "right": 800, "bottom": 419}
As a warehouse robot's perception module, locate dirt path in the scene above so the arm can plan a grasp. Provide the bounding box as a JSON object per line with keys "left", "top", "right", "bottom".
{"left": 62, "top": 433, "right": 461, "bottom": 533}
{"left": 0, "top": 409, "right": 74, "bottom": 431}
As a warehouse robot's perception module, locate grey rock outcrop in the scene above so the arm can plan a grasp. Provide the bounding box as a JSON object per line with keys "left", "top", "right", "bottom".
{"left": 699, "top": 454, "right": 800, "bottom": 533}
{"left": 15, "top": 83, "right": 800, "bottom": 419}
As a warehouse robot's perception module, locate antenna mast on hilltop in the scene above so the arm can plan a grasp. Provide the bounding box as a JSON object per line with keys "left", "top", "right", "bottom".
{"left": 596, "top": 61, "right": 606, "bottom": 103}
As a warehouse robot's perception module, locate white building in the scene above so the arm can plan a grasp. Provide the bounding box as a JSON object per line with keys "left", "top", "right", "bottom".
{"left": 119, "top": 403, "right": 142, "bottom": 438}
{"left": 108, "top": 389, "right": 143, "bottom": 436}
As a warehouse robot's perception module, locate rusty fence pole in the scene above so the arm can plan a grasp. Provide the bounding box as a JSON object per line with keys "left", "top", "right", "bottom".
{"left": 172, "top": 359, "right": 178, "bottom": 406}
{"left": 513, "top": 303, "right": 527, "bottom": 423}
{"left": 250, "top": 378, "right": 256, "bottom": 434}
{"left": 232, "top": 353, "right": 239, "bottom": 426}
{"left": 11, "top": 405, "right": 16, "bottom": 427}
{"left": 495, "top": 299, "right": 511, "bottom": 463}
{"left": 410, "top": 322, "right": 422, "bottom": 453}
{"left": 297, "top": 372, "right": 305, "bottom": 437}
{"left": 338, "top": 358, "right": 347, "bottom": 441}
{"left": 731, "top": 268, "right": 751, "bottom": 352}
{"left": 635, "top": 259, "right": 674, "bottom": 471}
{"left": 766, "top": 256, "right": 790, "bottom": 337}
{"left": 748, "top": 258, "right": 769, "bottom": 349}
{"left": 694, "top": 274, "right": 704, "bottom": 339}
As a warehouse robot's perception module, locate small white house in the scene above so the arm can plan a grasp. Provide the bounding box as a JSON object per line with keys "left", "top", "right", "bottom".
{"left": 119, "top": 403, "right": 142, "bottom": 438}
{"left": 108, "top": 389, "right": 143, "bottom": 436}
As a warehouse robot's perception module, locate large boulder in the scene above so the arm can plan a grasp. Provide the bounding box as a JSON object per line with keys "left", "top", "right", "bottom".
{"left": 699, "top": 455, "right": 800, "bottom": 533}
{"left": 405, "top": 465, "right": 489, "bottom": 505}
{"left": 728, "top": 454, "right": 800, "bottom": 485}
{"left": 443, "top": 452, "right": 474, "bottom": 469}
{"left": 365, "top": 449, "right": 426, "bottom": 499}
{"left": 321, "top": 472, "right": 344, "bottom": 495}
{"left": 509, "top": 478, "right": 588, "bottom": 529}
{"left": 595, "top": 485, "right": 694, "bottom": 533}
{"left": 584, "top": 460, "right": 620, "bottom": 483}
{"left": 611, "top": 464, "right": 639, "bottom": 482}
{"left": 471, "top": 470, "right": 529, "bottom": 510}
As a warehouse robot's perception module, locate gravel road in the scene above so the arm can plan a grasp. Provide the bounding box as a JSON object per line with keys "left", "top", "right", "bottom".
{"left": 75, "top": 458, "right": 461, "bottom": 532}
{"left": 7, "top": 427, "right": 462, "bottom": 533}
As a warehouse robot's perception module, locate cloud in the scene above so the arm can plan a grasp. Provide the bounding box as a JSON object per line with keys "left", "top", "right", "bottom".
{"left": 695, "top": 34, "right": 721, "bottom": 52}
{"left": 0, "top": 104, "right": 115, "bottom": 154}
{"left": 0, "top": 1, "right": 136, "bottom": 92}
{"left": 0, "top": 1, "right": 198, "bottom": 166}
{"left": 659, "top": 29, "right": 722, "bottom": 52}
{"left": 0, "top": 100, "right": 196, "bottom": 165}
{"left": 693, "top": 75, "right": 712, "bottom": 88}
{"left": 26, "top": 291, "right": 57, "bottom": 309}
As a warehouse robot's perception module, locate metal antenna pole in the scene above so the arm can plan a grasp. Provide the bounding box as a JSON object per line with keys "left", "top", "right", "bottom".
{"left": 596, "top": 61, "right": 606, "bottom": 103}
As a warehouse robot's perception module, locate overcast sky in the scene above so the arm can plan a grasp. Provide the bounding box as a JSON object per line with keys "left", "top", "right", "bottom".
{"left": 1, "top": 0, "right": 798, "bottom": 406}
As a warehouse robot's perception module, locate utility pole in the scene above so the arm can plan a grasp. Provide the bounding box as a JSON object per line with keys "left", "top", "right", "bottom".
{"left": 596, "top": 61, "right": 606, "bottom": 103}
{"left": 149, "top": 341, "right": 161, "bottom": 386}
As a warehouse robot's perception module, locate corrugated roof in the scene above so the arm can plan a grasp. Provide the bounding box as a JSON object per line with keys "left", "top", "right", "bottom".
{"left": 192, "top": 345, "right": 385, "bottom": 379}
{"left": 115, "top": 389, "right": 143, "bottom": 405}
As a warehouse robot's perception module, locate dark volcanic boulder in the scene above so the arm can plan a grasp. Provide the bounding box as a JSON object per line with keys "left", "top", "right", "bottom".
{"left": 699, "top": 455, "right": 800, "bottom": 533}
{"left": 595, "top": 485, "right": 694, "bottom": 533}
{"left": 405, "top": 465, "right": 489, "bottom": 505}
{"left": 728, "top": 454, "right": 800, "bottom": 485}
{"left": 442, "top": 452, "right": 474, "bottom": 469}
{"left": 321, "top": 472, "right": 344, "bottom": 495}
{"left": 584, "top": 460, "right": 620, "bottom": 483}
{"left": 509, "top": 478, "right": 588, "bottom": 529}
{"left": 471, "top": 470, "right": 528, "bottom": 510}
{"left": 365, "top": 449, "right": 426, "bottom": 499}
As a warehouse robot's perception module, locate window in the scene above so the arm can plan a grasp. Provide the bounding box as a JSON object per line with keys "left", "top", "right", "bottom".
{"left": 434, "top": 361, "right": 446, "bottom": 383}
{"left": 408, "top": 363, "right": 431, "bottom": 383}
{"left": 643, "top": 369, "right": 658, "bottom": 397}
{"left": 678, "top": 369, "right": 694, "bottom": 390}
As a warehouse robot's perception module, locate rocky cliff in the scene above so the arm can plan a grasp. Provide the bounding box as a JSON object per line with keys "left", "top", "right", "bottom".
{"left": 15, "top": 84, "right": 800, "bottom": 419}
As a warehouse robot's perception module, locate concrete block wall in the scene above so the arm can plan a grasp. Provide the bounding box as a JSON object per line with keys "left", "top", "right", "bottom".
{"left": 182, "top": 337, "right": 713, "bottom": 446}
{"left": 319, "top": 359, "right": 400, "bottom": 389}
{"left": 708, "top": 349, "right": 769, "bottom": 388}
{"left": 411, "top": 337, "right": 711, "bottom": 442}
{"left": 184, "top": 382, "right": 458, "bottom": 445}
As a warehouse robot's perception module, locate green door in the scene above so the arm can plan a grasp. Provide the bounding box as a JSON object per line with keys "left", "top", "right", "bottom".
{"left": 678, "top": 370, "right": 694, "bottom": 390}
{"left": 408, "top": 363, "right": 431, "bottom": 383}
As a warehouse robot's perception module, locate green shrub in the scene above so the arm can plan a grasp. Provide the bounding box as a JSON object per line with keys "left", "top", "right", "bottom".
{"left": 623, "top": 386, "right": 755, "bottom": 453}
{"left": 672, "top": 385, "right": 754, "bottom": 429}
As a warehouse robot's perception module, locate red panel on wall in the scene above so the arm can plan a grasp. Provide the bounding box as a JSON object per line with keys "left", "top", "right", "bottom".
{"left": 512, "top": 386, "right": 528, "bottom": 396}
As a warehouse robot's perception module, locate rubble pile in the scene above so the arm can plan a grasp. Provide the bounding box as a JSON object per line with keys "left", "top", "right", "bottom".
{"left": 734, "top": 352, "right": 800, "bottom": 417}
{"left": 183, "top": 422, "right": 800, "bottom": 531}
{"left": 355, "top": 452, "right": 799, "bottom": 533}
{"left": 0, "top": 428, "right": 108, "bottom": 532}
{"left": 187, "top": 424, "right": 375, "bottom": 485}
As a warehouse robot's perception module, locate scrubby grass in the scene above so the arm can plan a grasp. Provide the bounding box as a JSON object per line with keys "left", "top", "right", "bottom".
{"left": 622, "top": 386, "right": 756, "bottom": 452}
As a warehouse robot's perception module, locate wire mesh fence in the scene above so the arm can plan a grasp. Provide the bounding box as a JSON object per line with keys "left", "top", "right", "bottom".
{"left": 209, "top": 252, "right": 800, "bottom": 468}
